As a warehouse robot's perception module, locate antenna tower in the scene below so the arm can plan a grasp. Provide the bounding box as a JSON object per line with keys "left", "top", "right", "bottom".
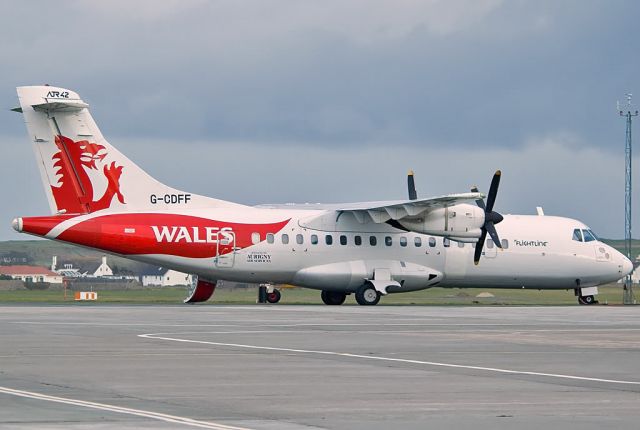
{"left": 618, "top": 93, "right": 638, "bottom": 304}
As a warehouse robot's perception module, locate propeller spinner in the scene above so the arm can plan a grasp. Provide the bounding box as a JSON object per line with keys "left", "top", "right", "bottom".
{"left": 471, "top": 170, "right": 504, "bottom": 265}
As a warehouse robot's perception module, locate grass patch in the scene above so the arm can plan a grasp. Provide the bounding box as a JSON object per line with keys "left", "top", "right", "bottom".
{"left": 0, "top": 284, "right": 629, "bottom": 305}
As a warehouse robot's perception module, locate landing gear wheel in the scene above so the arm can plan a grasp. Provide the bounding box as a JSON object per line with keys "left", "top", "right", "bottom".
{"left": 578, "top": 295, "right": 597, "bottom": 305}
{"left": 321, "top": 291, "right": 346, "bottom": 305}
{"left": 266, "top": 289, "right": 281, "bottom": 304}
{"left": 355, "top": 284, "right": 380, "bottom": 306}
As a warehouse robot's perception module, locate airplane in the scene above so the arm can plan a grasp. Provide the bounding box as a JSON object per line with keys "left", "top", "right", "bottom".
{"left": 10, "top": 85, "right": 633, "bottom": 306}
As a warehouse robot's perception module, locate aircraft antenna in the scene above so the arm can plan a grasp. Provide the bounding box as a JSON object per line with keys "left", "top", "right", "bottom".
{"left": 618, "top": 93, "right": 638, "bottom": 304}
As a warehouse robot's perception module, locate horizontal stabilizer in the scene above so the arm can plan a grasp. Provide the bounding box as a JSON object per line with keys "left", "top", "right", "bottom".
{"left": 32, "top": 100, "right": 89, "bottom": 112}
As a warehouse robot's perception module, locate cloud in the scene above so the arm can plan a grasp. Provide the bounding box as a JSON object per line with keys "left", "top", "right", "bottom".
{"left": 0, "top": 128, "right": 634, "bottom": 241}
{"left": 1, "top": 0, "right": 637, "bottom": 148}
{"left": 1, "top": 1, "right": 638, "bottom": 240}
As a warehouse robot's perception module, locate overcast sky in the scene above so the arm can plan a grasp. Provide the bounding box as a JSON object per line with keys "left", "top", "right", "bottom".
{"left": 1, "top": 0, "right": 639, "bottom": 240}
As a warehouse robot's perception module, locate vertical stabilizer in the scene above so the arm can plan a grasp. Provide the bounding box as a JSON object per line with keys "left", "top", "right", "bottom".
{"left": 16, "top": 86, "right": 244, "bottom": 215}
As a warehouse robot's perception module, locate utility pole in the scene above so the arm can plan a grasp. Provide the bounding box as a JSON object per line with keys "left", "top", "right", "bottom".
{"left": 618, "top": 94, "right": 638, "bottom": 304}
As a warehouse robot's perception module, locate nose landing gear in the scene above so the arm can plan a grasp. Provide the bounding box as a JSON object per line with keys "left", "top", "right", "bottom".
{"left": 578, "top": 294, "right": 597, "bottom": 305}
{"left": 575, "top": 282, "right": 599, "bottom": 305}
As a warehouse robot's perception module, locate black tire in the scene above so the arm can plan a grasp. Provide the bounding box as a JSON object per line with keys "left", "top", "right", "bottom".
{"left": 355, "top": 284, "right": 380, "bottom": 306}
{"left": 266, "top": 289, "right": 281, "bottom": 304}
{"left": 578, "top": 295, "right": 596, "bottom": 305}
{"left": 321, "top": 290, "right": 346, "bottom": 305}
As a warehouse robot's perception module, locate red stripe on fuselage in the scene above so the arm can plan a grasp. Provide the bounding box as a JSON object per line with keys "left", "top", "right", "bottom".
{"left": 21, "top": 213, "right": 290, "bottom": 258}
{"left": 19, "top": 215, "right": 76, "bottom": 236}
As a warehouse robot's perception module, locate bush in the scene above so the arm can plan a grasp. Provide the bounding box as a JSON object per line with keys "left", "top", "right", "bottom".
{"left": 24, "top": 281, "right": 50, "bottom": 290}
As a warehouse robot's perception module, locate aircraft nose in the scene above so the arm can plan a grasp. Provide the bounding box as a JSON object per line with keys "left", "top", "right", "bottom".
{"left": 11, "top": 217, "right": 23, "bottom": 232}
{"left": 622, "top": 256, "right": 633, "bottom": 276}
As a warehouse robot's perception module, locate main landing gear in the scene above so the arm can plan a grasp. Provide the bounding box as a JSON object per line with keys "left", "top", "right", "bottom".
{"left": 355, "top": 284, "right": 380, "bottom": 306}
{"left": 259, "top": 284, "right": 281, "bottom": 304}
{"left": 266, "top": 288, "right": 281, "bottom": 304}
{"left": 321, "top": 285, "right": 381, "bottom": 306}
{"left": 321, "top": 290, "right": 347, "bottom": 305}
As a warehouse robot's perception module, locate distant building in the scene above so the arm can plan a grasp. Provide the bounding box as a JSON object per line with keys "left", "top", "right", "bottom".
{"left": 141, "top": 267, "right": 192, "bottom": 287}
{"left": 52, "top": 255, "right": 113, "bottom": 278}
{"left": 0, "top": 265, "right": 63, "bottom": 284}
{"left": 87, "top": 256, "right": 113, "bottom": 277}
{"left": 0, "top": 252, "right": 30, "bottom": 265}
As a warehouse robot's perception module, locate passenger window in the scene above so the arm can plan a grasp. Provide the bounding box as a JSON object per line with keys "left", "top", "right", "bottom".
{"left": 251, "top": 232, "right": 260, "bottom": 245}
{"left": 414, "top": 237, "right": 422, "bottom": 247}
{"left": 428, "top": 237, "right": 436, "bottom": 247}
{"left": 296, "top": 234, "right": 304, "bottom": 245}
{"left": 355, "top": 235, "right": 362, "bottom": 246}
{"left": 325, "top": 235, "right": 333, "bottom": 245}
{"left": 281, "top": 234, "right": 289, "bottom": 245}
{"left": 572, "top": 229, "right": 583, "bottom": 242}
{"left": 443, "top": 238, "right": 450, "bottom": 247}
{"left": 340, "top": 235, "right": 347, "bottom": 245}
{"left": 385, "top": 236, "right": 392, "bottom": 246}
{"left": 458, "top": 241, "right": 465, "bottom": 248}
{"left": 370, "top": 236, "right": 377, "bottom": 246}
{"left": 582, "top": 229, "right": 596, "bottom": 242}
{"left": 501, "top": 239, "right": 509, "bottom": 249}
{"left": 266, "top": 233, "right": 274, "bottom": 244}
{"left": 400, "top": 237, "right": 407, "bottom": 247}
{"left": 311, "top": 234, "right": 318, "bottom": 245}
{"left": 487, "top": 240, "right": 494, "bottom": 249}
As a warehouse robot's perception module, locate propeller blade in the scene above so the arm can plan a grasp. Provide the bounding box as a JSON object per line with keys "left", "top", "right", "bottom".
{"left": 485, "top": 170, "right": 501, "bottom": 213}
{"left": 485, "top": 221, "right": 502, "bottom": 249}
{"left": 474, "top": 228, "right": 488, "bottom": 265}
{"left": 408, "top": 170, "right": 417, "bottom": 200}
{"left": 470, "top": 185, "right": 485, "bottom": 210}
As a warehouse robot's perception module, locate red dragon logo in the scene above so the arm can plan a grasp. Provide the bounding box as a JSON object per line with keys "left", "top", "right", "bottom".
{"left": 51, "top": 135, "right": 125, "bottom": 214}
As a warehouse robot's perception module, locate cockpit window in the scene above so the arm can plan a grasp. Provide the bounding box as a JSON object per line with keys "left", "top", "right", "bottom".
{"left": 588, "top": 229, "right": 598, "bottom": 241}
{"left": 582, "top": 229, "right": 596, "bottom": 242}
{"left": 572, "top": 229, "right": 583, "bottom": 242}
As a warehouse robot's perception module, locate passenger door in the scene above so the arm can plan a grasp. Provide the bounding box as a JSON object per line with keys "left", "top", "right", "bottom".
{"left": 216, "top": 231, "right": 236, "bottom": 268}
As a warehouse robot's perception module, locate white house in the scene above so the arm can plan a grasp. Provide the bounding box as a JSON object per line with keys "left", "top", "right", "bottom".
{"left": 52, "top": 255, "right": 113, "bottom": 277}
{"left": 0, "top": 265, "right": 63, "bottom": 284}
{"left": 91, "top": 256, "right": 113, "bottom": 277}
{"left": 141, "top": 267, "right": 193, "bottom": 287}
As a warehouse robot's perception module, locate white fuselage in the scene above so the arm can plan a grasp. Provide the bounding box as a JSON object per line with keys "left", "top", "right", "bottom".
{"left": 121, "top": 207, "right": 628, "bottom": 293}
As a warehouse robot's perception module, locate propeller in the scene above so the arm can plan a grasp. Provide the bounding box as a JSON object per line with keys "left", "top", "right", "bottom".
{"left": 407, "top": 170, "right": 417, "bottom": 200}
{"left": 471, "top": 170, "right": 504, "bottom": 265}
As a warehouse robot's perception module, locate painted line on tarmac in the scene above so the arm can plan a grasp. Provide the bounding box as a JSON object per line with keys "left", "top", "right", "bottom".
{"left": 0, "top": 386, "right": 251, "bottom": 430}
{"left": 11, "top": 321, "right": 620, "bottom": 328}
{"left": 139, "top": 333, "right": 640, "bottom": 386}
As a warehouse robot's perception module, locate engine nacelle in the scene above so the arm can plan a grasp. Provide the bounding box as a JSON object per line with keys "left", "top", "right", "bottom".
{"left": 399, "top": 203, "right": 484, "bottom": 239}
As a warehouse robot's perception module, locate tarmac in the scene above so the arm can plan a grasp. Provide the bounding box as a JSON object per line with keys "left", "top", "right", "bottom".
{"left": 1, "top": 304, "right": 639, "bottom": 429}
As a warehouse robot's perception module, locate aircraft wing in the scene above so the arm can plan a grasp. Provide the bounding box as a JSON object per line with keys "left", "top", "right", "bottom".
{"left": 336, "top": 192, "right": 483, "bottom": 224}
